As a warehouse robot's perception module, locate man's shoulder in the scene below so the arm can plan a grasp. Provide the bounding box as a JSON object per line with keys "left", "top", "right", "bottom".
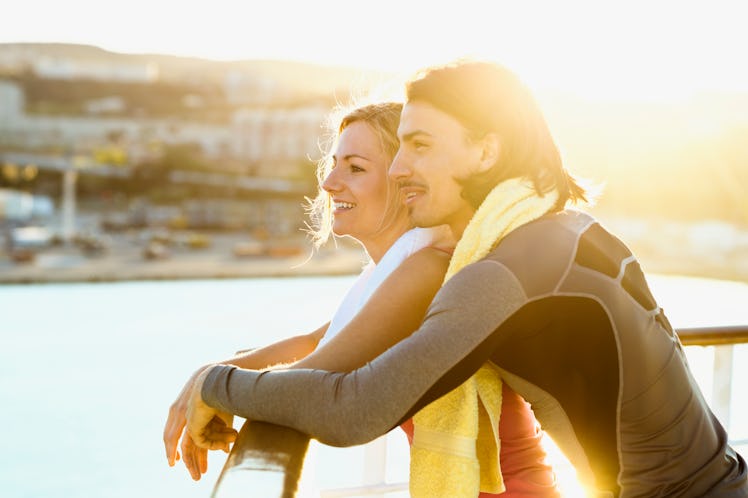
{"left": 492, "top": 209, "right": 594, "bottom": 256}
{"left": 483, "top": 209, "right": 597, "bottom": 297}
{"left": 527, "top": 209, "right": 596, "bottom": 236}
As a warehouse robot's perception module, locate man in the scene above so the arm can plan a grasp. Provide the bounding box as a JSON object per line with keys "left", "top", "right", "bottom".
{"left": 187, "top": 61, "right": 748, "bottom": 497}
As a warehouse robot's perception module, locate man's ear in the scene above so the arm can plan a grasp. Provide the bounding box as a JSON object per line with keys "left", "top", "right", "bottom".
{"left": 476, "top": 133, "right": 500, "bottom": 174}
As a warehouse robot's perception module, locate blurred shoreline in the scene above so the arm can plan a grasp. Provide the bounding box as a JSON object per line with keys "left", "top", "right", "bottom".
{"left": 1, "top": 215, "right": 746, "bottom": 285}
{"left": 597, "top": 215, "right": 748, "bottom": 284}
{"left": 0, "top": 230, "right": 367, "bottom": 284}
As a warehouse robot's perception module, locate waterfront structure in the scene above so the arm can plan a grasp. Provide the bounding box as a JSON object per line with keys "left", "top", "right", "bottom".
{"left": 0, "top": 78, "right": 328, "bottom": 237}
{"left": 31, "top": 55, "right": 158, "bottom": 82}
{"left": 0, "top": 44, "right": 338, "bottom": 238}
{"left": 232, "top": 105, "right": 328, "bottom": 178}
{"left": 0, "top": 80, "right": 326, "bottom": 170}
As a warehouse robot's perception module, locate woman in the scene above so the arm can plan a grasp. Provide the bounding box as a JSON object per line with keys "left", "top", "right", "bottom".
{"left": 165, "top": 102, "right": 559, "bottom": 496}
{"left": 164, "top": 102, "right": 451, "bottom": 477}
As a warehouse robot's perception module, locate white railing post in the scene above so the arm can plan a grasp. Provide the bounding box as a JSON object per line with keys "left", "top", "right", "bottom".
{"left": 362, "top": 437, "right": 387, "bottom": 498}
{"left": 712, "top": 344, "right": 734, "bottom": 431}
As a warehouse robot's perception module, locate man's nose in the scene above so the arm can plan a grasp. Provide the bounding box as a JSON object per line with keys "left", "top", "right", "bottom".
{"left": 389, "top": 149, "right": 410, "bottom": 181}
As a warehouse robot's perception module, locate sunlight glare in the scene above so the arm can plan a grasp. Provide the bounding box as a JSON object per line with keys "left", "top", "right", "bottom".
{"left": 3, "top": 0, "right": 746, "bottom": 101}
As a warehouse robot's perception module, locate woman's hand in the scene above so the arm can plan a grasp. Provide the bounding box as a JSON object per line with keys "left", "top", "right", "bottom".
{"left": 186, "top": 366, "right": 238, "bottom": 450}
{"left": 164, "top": 365, "right": 210, "bottom": 467}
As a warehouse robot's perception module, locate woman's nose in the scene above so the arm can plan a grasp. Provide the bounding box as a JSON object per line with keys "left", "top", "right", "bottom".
{"left": 322, "top": 169, "right": 340, "bottom": 193}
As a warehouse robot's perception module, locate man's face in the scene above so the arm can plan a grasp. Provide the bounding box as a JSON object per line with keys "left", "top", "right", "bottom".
{"left": 390, "top": 101, "right": 480, "bottom": 236}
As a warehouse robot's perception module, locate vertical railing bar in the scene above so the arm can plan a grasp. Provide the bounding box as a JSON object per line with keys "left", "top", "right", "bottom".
{"left": 361, "top": 435, "right": 388, "bottom": 498}
{"left": 711, "top": 344, "right": 734, "bottom": 431}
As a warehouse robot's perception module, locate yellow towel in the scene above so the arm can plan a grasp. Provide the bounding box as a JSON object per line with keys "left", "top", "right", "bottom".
{"left": 410, "top": 178, "right": 558, "bottom": 497}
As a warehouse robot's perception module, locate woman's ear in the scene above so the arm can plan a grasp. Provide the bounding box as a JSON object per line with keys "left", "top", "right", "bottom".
{"left": 476, "top": 133, "right": 500, "bottom": 174}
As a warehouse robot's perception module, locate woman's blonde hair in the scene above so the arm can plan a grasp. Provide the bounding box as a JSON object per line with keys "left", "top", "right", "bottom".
{"left": 307, "top": 102, "right": 404, "bottom": 248}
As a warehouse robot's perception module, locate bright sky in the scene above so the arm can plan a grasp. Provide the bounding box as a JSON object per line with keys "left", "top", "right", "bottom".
{"left": 2, "top": 0, "right": 747, "bottom": 100}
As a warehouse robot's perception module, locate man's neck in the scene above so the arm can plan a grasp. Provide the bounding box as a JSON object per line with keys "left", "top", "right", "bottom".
{"left": 449, "top": 212, "right": 475, "bottom": 241}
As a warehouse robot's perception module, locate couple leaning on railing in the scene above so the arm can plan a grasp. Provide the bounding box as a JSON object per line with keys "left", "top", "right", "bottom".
{"left": 165, "top": 60, "right": 748, "bottom": 498}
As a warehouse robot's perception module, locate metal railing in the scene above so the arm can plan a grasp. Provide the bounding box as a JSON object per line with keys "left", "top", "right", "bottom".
{"left": 211, "top": 325, "right": 748, "bottom": 498}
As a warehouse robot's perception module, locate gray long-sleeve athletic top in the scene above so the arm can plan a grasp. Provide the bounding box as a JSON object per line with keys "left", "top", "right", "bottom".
{"left": 203, "top": 210, "right": 748, "bottom": 497}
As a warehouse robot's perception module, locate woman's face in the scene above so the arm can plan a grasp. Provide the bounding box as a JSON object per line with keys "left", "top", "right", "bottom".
{"left": 322, "top": 121, "right": 407, "bottom": 249}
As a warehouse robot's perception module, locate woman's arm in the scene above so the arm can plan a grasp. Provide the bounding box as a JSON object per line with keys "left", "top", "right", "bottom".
{"left": 226, "top": 322, "right": 329, "bottom": 369}
{"left": 295, "top": 247, "right": 451, "bottom": 372}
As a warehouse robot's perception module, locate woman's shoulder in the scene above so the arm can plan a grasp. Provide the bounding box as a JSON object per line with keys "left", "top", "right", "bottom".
{"left": 401, "top": 245, "right": 452, "bottom": 275}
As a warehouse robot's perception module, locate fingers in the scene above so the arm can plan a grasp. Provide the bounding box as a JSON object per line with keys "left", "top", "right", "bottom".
{"left": 209, "top": 415, "right": 238, "bottom": 449}
{"left": 164, "top": 403, "right": 187, "bottom": 466}
{"left": 191, "top": 415, "right": 238, "bottom": 451}
{"left": 198, "top": 445, "right": 208, "bottom": 475}
{"left": 181, "top": 432, "right": 207, "bottom": 481}
{"left": 165, "top": 368, "right": 206, "bottom": 466}
{"left": 181, "top": 434, "right": 198, "bottom": 481}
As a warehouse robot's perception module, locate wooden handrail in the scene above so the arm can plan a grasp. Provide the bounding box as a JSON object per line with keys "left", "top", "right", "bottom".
{"left": 677, "top": 325, "right": 748, "bottom": 346}
{"left": 212, "top": 421, "right": 310, "bottom": 498}
{"left": 212, "top": 325, "right": 748, "bottom": 498}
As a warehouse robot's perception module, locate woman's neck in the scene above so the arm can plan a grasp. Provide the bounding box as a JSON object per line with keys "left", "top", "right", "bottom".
{"left": 361, "top": 225, "right": 411, "bottom": 264}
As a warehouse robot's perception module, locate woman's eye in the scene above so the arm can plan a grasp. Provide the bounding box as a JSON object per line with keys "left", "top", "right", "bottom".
{"left": 350, "top": 164, "right": 365, "bottom": 173}
{"left": 414, "top": 141, "right": 428, "bottom": 150}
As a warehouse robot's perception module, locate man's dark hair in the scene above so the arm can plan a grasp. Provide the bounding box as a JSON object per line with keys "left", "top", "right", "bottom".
{"left": 406, "top": 61, "right": 587, "bottom": 210}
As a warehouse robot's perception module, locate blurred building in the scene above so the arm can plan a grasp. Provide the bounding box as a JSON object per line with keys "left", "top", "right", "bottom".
{"left": 32, "top": 56, "right": 159, "bottom": 83}
{"left": 225, "top": 69, "right": 281, "bottom": 105}
{"left": 233, "top": 106, "right": 327, "bottom": 177}
{"left": 0, "top": 80, "right": 229, "bottom": 160}
{"left": 0, "top": 42, "right": 334, "bottom": 236}
{"left": 0, "top": 80, "right": 23, "bottom": 130}
{"left": 0, "top": 76, "right": 328, "bottom": 236}
{"left": 0, "top": 79, "right": 327, "bottom": 174}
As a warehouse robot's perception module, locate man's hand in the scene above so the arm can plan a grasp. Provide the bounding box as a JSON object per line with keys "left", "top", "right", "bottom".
{"left": 164, "top": 365, "right": 210, "bottom": 467}
{"left": 186, "top": 367, "right": 238, "bottom": 450}
{"left": 180, "top": 430, "right": 208, "bottom": 480}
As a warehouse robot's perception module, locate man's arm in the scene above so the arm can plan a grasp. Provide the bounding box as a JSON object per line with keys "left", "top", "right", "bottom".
{"left": 197, "top": 260, "right": 528, "bottom": 447}
{"left": 164, "top": 323, "right": 327, "bottom": 470}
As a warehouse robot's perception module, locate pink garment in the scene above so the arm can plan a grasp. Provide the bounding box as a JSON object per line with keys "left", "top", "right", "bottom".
{"left": 400, "top": 383, "right": 560, "bottom": 497}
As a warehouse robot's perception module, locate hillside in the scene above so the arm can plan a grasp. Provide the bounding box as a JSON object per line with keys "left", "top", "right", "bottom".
{"left": 0, "top": 42, "right": 391, "bottom": 97}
